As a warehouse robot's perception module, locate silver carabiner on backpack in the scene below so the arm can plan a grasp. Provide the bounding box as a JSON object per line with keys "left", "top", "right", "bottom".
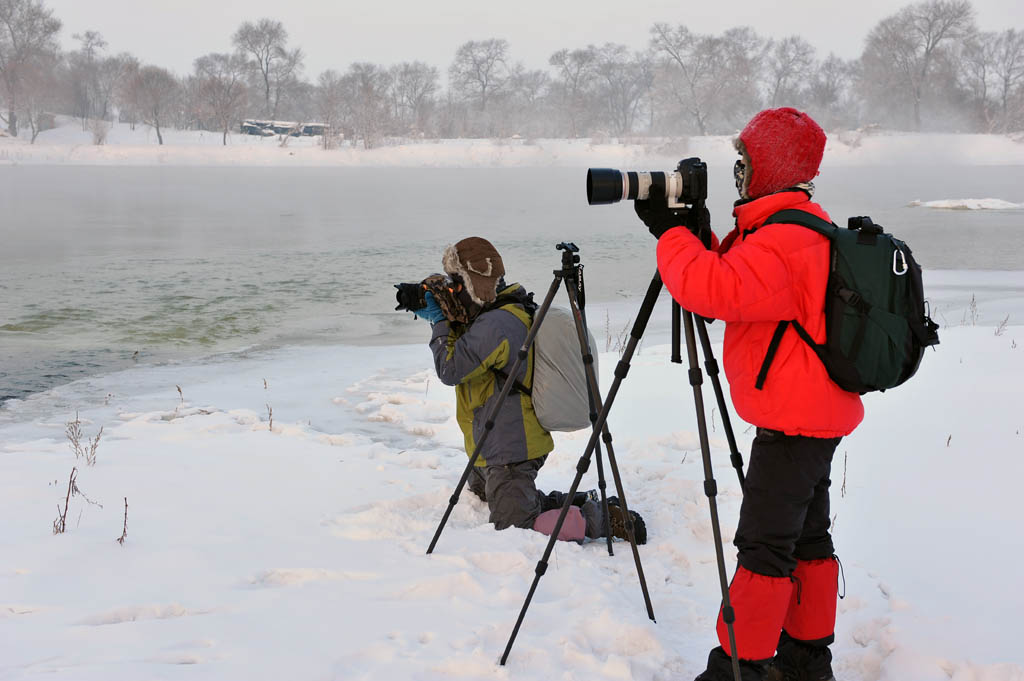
{"left": 893, "top": 248, "right": 909, "bottom": 276}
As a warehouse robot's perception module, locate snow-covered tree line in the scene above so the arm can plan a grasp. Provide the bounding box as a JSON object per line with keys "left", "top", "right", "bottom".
{"left": 1, "top": 0, "right": 1022, "bottom": 146}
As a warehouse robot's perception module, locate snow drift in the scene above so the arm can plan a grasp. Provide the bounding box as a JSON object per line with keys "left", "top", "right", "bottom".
{"left": 1, "top": 320, "right": 1022, "bottom": 680}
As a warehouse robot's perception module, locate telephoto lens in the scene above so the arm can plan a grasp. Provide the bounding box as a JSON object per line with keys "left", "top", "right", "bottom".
{"left": 586, "top": 168, "right": 631, "bottom": 205}
{"left": 586, "top": 158, "right": 707, "bottom": 207}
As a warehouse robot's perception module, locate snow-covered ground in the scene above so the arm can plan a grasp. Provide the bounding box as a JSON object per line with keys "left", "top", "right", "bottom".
{"left": 2, "top": 119, "right": 1024, "bottom": 167}
{"left": 1, "top": 315, "right": 1021, "bottom": 680}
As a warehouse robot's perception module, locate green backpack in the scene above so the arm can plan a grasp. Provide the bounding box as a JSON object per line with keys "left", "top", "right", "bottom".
{"left": 755, "top": 210, "right": 940, "bottom": 394}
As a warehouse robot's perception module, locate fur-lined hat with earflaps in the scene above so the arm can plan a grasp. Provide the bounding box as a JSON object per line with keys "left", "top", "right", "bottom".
{"left": 442, "top": 237, "right": 505, "bottom": 305}
{"left": 735, "top": 107, "right": 826, "bottom": 199}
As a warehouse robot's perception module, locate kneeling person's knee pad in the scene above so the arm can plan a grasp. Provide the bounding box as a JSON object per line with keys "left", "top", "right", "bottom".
{"left": 533, "top": 507, "right": 586, "bottom": 542}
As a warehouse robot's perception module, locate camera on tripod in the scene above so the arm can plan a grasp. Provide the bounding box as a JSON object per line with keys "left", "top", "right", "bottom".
{"left": 586, "top": 157, "right": 707, "bottom": 208}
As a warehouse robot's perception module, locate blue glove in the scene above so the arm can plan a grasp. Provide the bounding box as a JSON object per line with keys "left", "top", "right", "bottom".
{"left": 413, "top": 291, "right": 446, "bottom": 324}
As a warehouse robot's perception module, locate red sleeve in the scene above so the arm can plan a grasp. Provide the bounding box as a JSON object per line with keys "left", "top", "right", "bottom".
{"left": 656, "top": 225, "right": 799, "bottom": 323}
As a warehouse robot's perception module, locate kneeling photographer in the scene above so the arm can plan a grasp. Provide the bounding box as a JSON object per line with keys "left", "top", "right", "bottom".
{"left": 639, "top": 109, "right": 863, "bottom": 681}
{"left": 400, "top": 236, "right": 646, "bottom": 544}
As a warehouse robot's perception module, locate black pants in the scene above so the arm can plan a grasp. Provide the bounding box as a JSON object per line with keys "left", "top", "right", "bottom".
{"left": 734, "top": 429, "right": 841, "bottom": 577}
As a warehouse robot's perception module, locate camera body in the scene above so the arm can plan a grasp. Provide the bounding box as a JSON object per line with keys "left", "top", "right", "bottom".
{"left": 394, "top": 273, "right": 471, "bottom": 323}
{"left": 394, "top": 280, "right": 429, "bottom": 313}
{"left": 587, "top": 157, "right": 707, "bottom": 208}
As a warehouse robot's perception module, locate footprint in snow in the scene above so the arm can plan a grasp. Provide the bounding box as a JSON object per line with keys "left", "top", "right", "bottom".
{"left": 77, "top": 603, "right": 210, "bottom": 626}
{"left": 248, "top": 568, "right": 377, "bottom": 587}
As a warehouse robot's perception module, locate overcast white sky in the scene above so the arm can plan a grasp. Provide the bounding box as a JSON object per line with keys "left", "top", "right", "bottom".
{"left": 47, "top": 0, "right": 1024, "bottom": 77}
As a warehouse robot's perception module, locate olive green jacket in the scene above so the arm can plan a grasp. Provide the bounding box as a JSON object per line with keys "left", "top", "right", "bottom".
{"left": 428, "top": 284, "right": 554, "bottom": 467}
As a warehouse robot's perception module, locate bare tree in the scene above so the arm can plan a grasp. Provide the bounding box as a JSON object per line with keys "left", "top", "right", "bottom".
{"left": 0, "top": 0, "right": 61, "bottom": 136}
{"left": 67, "top": 31, "right": 133, "bottom": 130}
{"left": 315, "top": 69, "right": 345, "bottom": 148}
{"left": 960, "top": 33, "right": 999, "bottom": 131}
{"left": 232, "top": 18, "right": 303, "bottom": 119}
{"left": 68, "top": 30, "right": 106, "bottom": 127}
{"left": 806, "top": 54, "right": 855, "bottom": 129}
{"left": 129, "top": 65, "right": 179, "bottom": 144}
{"left": 114, "top": 56, "right": 141, "bottom": 129}
{"left": 991, "top": 29, "right": 1024, "bottom": 131}
{"left": 194, "top": 53, "right": 248, "bottom": 145}
{"left": 95, "top": 53, "right": 132, "bottom": 121}
{"left": 549, "top": 46, "right": 598, "bottom": 137}
{"left": 342, "top": 62, "right": 391, "bottom": 148}
{"left": 863, "top": 0, "right": 975, "bottom": 130}
{"left": 268, "top": 46, "right": 303, "bottom": 120}
{"left": 501, "top": 63, "right": 550, "bottom": 136}
{"left": 594, "top": 43, "right": 653, "bottom": 135}
{"left": 767, "top": 36, "right": 816, "bottom": 107}
{"left": 717, "top": 27, "right": 769, "bottom": 129}
{"left": 18, "top": 46, "right": 55, "bottom": 142}
{"left": 449, "top": 38, "right": 509, "bottom": 113}
{"left": 389, "top": 61, "right": 438, "bottom": 135}
{"left": 650, "top": 24, "right": 732, "bottom": 135}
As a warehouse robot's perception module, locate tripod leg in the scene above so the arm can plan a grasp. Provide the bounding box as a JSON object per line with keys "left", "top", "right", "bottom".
{"left": 563, "top": 279, "right": 654, "bottom": 609}
{"left": 500, "top": 271, "right": 664, "bottom": 666}
{"left": 682, "top": 310, "right": 742, "bottom": 681}
{"left": 593, "top": 441, "right": 613, "bottom": 555}
{"left": 694, "top": 318, "right": 745, "bottom": 491}
{"left": 426, "top": 273, "right": 563, "bottom": 555}
{"left": 566, "top": 281, "right": 613, "bottom": 556}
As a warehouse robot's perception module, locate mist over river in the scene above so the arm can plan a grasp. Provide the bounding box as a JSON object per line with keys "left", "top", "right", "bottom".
{"left": 2, "top": 164, "right": 1023, "bottom": 403}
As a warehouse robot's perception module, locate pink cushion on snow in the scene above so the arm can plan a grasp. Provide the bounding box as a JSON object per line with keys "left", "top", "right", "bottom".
{"left": 533, "top": 507, "right": 586, "bottom": 542}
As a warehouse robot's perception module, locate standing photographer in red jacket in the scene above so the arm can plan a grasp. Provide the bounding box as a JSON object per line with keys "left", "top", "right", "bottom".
{"left": 636, "top": 108, "right": 862, "bottom": 681}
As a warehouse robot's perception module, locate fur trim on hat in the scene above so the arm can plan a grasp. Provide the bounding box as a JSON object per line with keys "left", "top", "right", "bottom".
{"left": 442, "top": 241, "right": 502, "bottom": 305}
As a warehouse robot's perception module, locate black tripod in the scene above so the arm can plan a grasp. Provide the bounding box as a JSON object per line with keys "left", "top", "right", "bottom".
{"left": 500, "top": 259, "right": 751, "bottom": 680}
{"left": 498, "top": 244, "right": 656, "bottom": 664}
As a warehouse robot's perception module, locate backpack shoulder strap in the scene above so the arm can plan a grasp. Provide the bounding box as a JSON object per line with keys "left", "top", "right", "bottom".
{"left": 753, "top": 210, "right": 834, "bottom": 391}
{"left": 492, "top": 366, "right": 532, "bottom": 396}
{"left": 762, "top": 209, "right": 838, "bottom": 237}
{"left": 488, "top": 298, "right": 535, "bottom": 397}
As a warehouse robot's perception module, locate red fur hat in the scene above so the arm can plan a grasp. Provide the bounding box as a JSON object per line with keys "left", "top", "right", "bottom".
{"left": 736, "top": 107, "right": 826, "bottom": 199}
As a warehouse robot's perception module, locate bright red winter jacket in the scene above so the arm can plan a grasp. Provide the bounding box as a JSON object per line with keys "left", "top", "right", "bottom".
{"left": 656, "top": 191, "right": 864, "bottom": 438}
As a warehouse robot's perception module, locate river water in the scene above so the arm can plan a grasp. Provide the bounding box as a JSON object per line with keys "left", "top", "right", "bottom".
{"left": 2, "top": 164, "right": 1023, "bottom": 403}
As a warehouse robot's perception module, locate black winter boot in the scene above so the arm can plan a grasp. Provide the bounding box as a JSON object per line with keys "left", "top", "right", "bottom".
{"left": 606, "top": 497, "right": 647, "bottom": 545}
{"left": 695, "top": 646, "right": 769, "bottom": 681}
{"left": 571, "top": 489, "right": 600, "bottom": 506}
{"left": 767, "top": 631, "right": 835, "bottom": 681}
{"left": 540, "top": 489, "right": 598, "bottom": 513}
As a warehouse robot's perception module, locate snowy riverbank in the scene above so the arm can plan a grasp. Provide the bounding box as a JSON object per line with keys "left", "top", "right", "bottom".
{"left": 2, "top": 121, "right": 1024, "bottom": 167}
{"left": 1, "top": 317, "right": 1022, "bottom": 680}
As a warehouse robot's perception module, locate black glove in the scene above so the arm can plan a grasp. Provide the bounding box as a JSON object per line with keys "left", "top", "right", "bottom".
{"left": 634, "top": 184, "right": 714, "bottom": 248}
{"left": 686, "top": 204, "right": 713, "bottom": 249}
{"left": 634, "top": 184, "right": 688, "bottom": 239}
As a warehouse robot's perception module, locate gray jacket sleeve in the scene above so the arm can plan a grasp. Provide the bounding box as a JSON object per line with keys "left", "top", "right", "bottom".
{"left": 429, "top": 315, "right": 512, "bottom": 387}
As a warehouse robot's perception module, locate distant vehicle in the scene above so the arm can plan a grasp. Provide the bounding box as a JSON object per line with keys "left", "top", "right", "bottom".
{"left": 241, "top": 120, "right": 275, "bottom": 136}
{"left": 269, "top": 121, "right": 295, "bottom": 135}
{"left": 240, "top": 119, "right": 330, "bottom": 137}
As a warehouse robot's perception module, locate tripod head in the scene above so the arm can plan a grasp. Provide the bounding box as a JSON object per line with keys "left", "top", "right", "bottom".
{"left": 556, "top": 242, "right": 585, "bottom": 309}
{"left": 556, "top": 241, "right": 580, "bottom": 268}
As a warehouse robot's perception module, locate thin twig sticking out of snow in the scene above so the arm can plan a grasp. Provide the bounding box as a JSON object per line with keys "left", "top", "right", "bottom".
{"left": 117, "top": 498, "right": 128, "bottom": 546}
